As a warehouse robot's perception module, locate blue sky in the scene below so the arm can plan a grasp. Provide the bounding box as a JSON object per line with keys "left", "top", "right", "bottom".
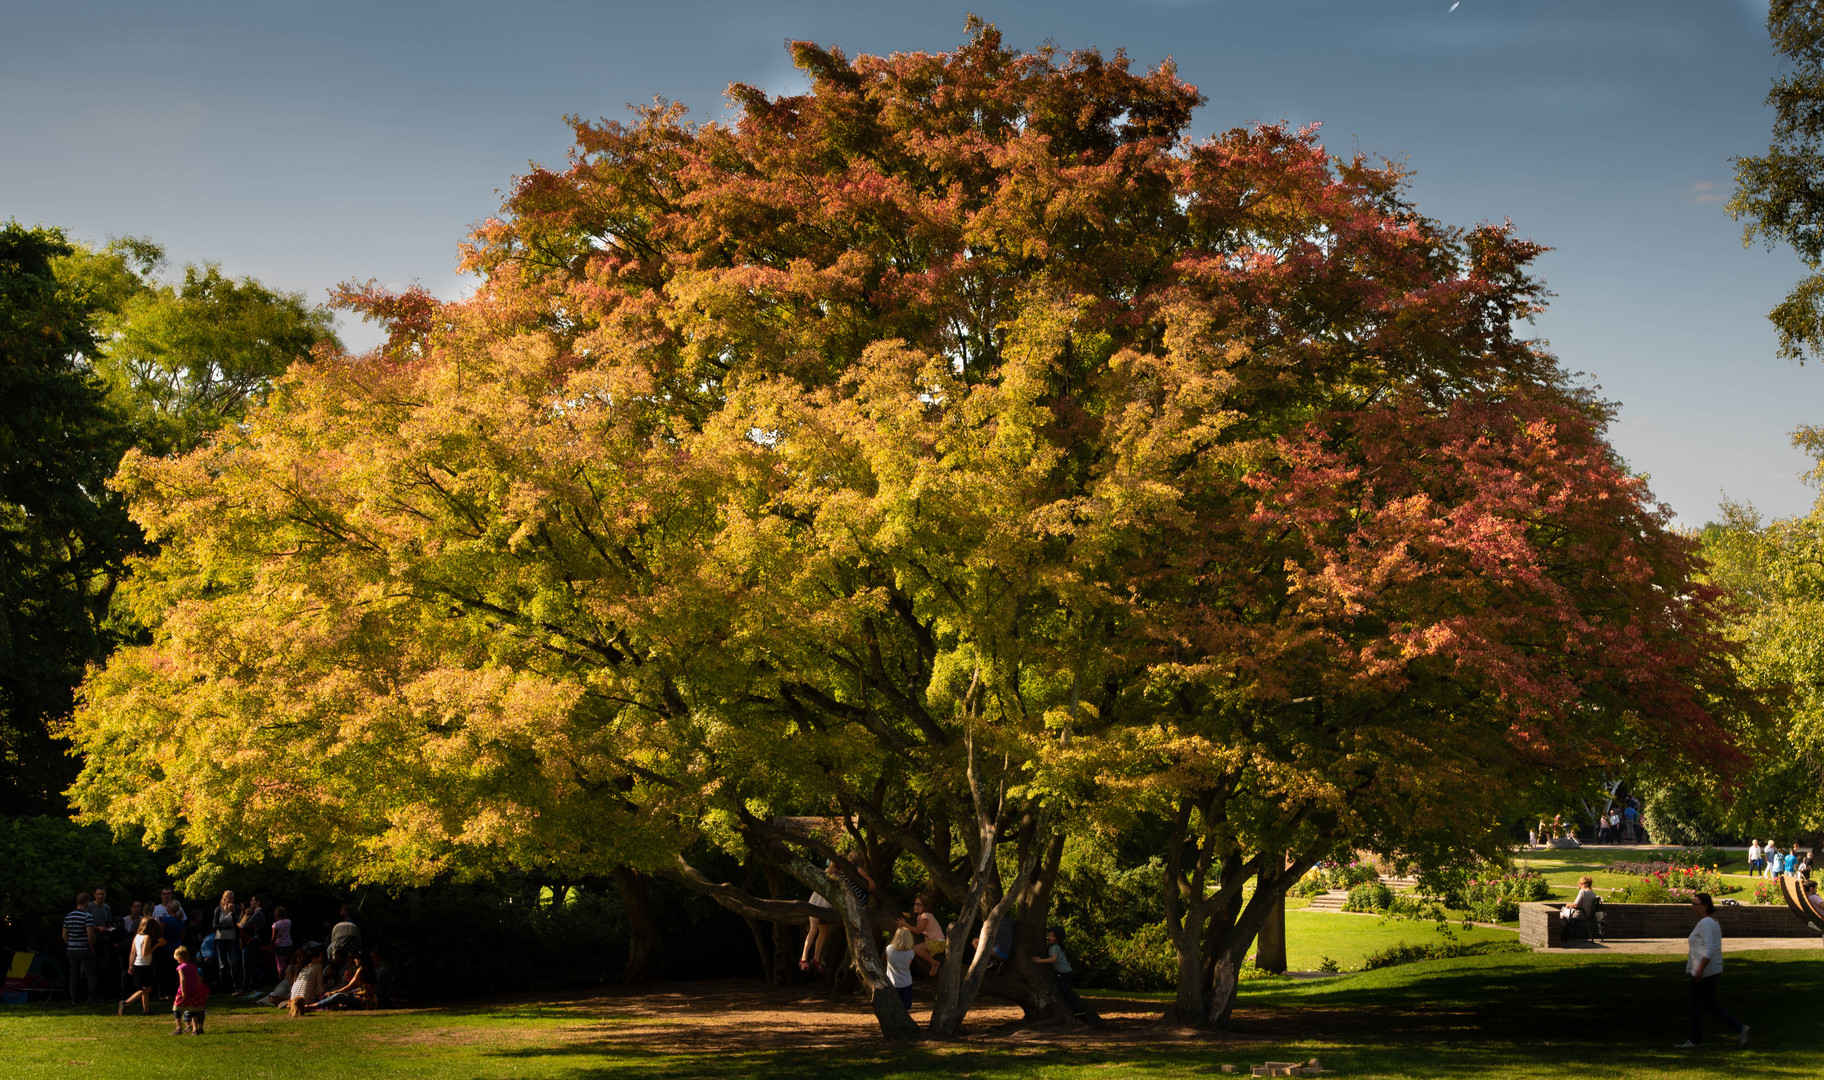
{"left": 2, "top": 0, "right": 1812, "bottom": 525}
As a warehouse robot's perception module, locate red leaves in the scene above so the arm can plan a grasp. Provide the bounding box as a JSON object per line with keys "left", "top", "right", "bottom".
{"left": 1230, "top": 390, "right": 1739, "bottom": 766}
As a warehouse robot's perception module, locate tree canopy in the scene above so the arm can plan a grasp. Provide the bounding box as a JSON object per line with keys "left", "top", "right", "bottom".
{"left": 1732, "top": 0, "right": 1824, "bottom": 362}
{"left": 0, "top": 226, "right": 337, "bottom": 813}
{"left": 69, "top": 22, "right": 1745, "bottom": 1039}
{"left": 0, "top": 223, "right": 133, "bottom": 813}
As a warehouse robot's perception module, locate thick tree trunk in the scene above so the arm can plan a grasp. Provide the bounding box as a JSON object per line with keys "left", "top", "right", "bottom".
{"left": 1204, "top": 856, "right": 1315, "bottom": 1029}
{"left": 1254, "top": 893, "right": 1286, "bottom": 974}
{"left": 611, "top": 866, "right": 665, "bottom": 984}
{"left": 781, "top": 854, "right": 920, "bottom": 1041}
{"left": 763, "top": 864, "right": 798, "bottom": 985}
{"left": 927, "top": 826, "right": 1052, "bottom": 1037}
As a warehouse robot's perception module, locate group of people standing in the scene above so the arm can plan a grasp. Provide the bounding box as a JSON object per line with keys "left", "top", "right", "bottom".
{"left": 59, "top": 886, "right": 379, "bottom": 1025}
{"left": 60, "top": 886, "right": 287, "bottom": 1006}
{"left": 1746, "top": 840, "right": 1811, "bottom": 879}
{"left": 1595, "top": 799, "right": 1646, "bottom": 844}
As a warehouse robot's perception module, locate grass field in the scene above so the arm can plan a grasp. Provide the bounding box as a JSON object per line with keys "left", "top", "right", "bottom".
{"left": 5, "top": 949, "right": 1821, "bottom": 1079}
{"left": 1282, "top": 909, "right": 1519, "bottom": 971}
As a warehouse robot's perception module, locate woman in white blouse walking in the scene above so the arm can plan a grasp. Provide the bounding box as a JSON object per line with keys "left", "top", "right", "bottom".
{"left": 1678, "top": 892, "right": 1748, "bottom": 1049}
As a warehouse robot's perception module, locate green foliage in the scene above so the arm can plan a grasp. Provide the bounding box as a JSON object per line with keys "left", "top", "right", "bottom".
{"left": 1673, "top": 846, "right": 1730, "bottom": 871}
{"left": 1636, "top": 779, "right": 1723, "bottom": 847}
{"left": 1731, "top": 1, "right": 1824, "bottom": 362}
{"left": 0, "top": 815, "right": 162, "bottom": 947}
{"left": 1360, "top": 939, "right": 1532, "bottom": 971}
{"left": 1698, "top": 489, "right": 1824, "bottom": 842}
{"left": 1052, "top": 847, "right": 1173, "bottom": 990}
{"left": 1293, "top": 860, "right": 1381, "bottom": 897}
{"left": 1342, "top": 881, "right": 1393, "bottom": 913}
{"left": 1463, "top": 868, "right": 1550, "bottom": 906}
{"left": 1465, "top": 898, "right": 1520, "bottom": 923}
{"left": 56, "top": 242, "right": 338, "bottom": 455}
{"left": 0, "top": 222, "right": 136, "bottom": 813}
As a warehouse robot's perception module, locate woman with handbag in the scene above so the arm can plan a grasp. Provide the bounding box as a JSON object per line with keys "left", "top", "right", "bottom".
{"left": 212, "top": 891, "right": 243, "bottom": 992}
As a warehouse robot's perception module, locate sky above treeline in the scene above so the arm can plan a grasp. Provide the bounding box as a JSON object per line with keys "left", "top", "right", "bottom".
{"left": 2, "top": 0, "right": 1813, "bottom": 525}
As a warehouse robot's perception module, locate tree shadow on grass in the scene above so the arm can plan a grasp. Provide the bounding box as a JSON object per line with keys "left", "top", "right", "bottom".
{"left": 452, "top": 955, "right": 1824, "bottom": 1080}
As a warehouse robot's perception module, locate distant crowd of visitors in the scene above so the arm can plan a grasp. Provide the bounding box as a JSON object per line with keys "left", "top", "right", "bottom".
{"left": 1528, "top": 797, "right": 1652, "bottom": 848}
{"left": 1746, "top": 840, "right": 1812, "bottom": 880}
{"left": 57, "top": 885, "right": 385, "bottom": 1032}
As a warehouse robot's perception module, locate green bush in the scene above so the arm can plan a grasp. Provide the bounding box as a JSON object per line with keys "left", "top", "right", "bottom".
{"left": 1465, "top": 898, "right": 1520, "bottom": 923}
{"left": 1290, "top": 872, "right": 1329, "bottom": 898}
{"left": 1361, "top": 939, "right": 1532, "bottom": 970}
{"left": 1462, "top": 868, "right": 1548, "bottom": 908}
{"left": 1615, "top": 877, "right": 1673, "bottom": 903}
{"left": 1051, "top": 847, "right": 1175, "bottom": 990}
{"left": 1343, "top": 881, "right": 1393, "bottom": 913}
{"left": 1674, "top": 846, "right": 1730, "bottom": 871}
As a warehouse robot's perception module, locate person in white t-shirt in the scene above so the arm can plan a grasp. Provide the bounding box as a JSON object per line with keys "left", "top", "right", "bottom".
{"left": 1749, "top": 839, "right": 1763, "bottom": 876}
{"left": 1676, "top": 892, "right": 1747, "bottom": 1049}
{"left": 884, "top": 927, "right": 917, "bottom": 1012}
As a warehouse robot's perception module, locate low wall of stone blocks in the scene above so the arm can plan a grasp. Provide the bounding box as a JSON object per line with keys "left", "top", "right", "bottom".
{"left": 1520, "top": 901, "right": 1814, "bottom": 948}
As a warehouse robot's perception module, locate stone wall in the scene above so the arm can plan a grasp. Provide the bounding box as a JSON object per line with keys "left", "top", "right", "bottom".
{"left": 1520, "top": 901, "right": 1814, "bottom": 948}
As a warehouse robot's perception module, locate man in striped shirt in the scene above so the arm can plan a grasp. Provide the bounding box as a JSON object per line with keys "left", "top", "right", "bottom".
{"left": 64, "top": 892, "right": 99, "bottom": 1003}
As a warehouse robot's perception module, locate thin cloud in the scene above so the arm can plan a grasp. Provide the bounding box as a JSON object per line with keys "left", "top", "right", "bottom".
{"left": 1687, "top": 181, "right": 1728, "bottom": 205}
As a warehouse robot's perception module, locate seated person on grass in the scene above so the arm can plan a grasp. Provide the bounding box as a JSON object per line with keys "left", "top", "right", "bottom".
{"left": 305, "top": 950, "right": 377, "bottom": 1011}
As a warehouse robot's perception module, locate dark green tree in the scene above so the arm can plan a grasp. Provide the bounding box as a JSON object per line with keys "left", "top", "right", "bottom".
{"left": 1732, "top": 0, "right": 1824, "bottom": 361}
{"left": 0, "top": 223, "right": 135, "bottom": 813}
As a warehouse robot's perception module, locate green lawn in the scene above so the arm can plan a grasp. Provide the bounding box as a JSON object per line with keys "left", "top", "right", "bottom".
{"left": 4, "top": 950, "right": 1818, "bottom": 1079}
{"left": 1283, "top": 909, "right": 1519, "bottom": 971}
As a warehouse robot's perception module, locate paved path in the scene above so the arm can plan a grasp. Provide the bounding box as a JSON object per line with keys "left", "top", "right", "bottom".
{"left": 1545, "top": 935, "right": 1823, "bottom": 955}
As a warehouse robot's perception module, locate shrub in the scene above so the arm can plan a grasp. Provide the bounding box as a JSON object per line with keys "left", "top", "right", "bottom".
{"left": 1465, "top": 898, "right": 1520, "bottom": 923}
{"left": 1361, "top": 939, "right": 1532, "bottom": 970}
{"left": 1290, "top": 860, "right": 1380, "bottom": 897}
{"left": 1327, "top": 862, "right": 1383, "bottom": 890}
{"left": 1753, "top": 880, "right": 1781, "bottom": 906}
{"left": 1463, "top": 868, "right": 1549, "bottom": 908}
{"left": 1343, "top": 881, "right": 1393, "bottom": 913}
{"left": 1675, "top": 846, "right": 1730, "bottom": 871}
{"left": 1290, "top": 873, "right": 1329, "bottom": 898}
{"left": 1385, "top": 893, "right": 1449, "bottom": 922}
{"left": 0, "top": 816, "right": 164, "bottom": 952}
{"left": 1051, "top": 848, "right": 1174, "bottom": 990}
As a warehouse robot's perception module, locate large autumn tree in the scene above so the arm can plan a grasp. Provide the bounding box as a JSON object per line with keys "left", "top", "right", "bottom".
{"left": 72, "top": 21, "right": 1742, "bottom": 1038}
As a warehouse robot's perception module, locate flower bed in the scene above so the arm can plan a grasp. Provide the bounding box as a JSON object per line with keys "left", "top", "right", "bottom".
{"left": 1612, "top": 864, "right": 1741, "bottom": 903}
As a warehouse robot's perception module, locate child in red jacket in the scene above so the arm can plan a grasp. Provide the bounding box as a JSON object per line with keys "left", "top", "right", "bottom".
{"left": 172, "top": 946, "right": 210, "bottom": 1035}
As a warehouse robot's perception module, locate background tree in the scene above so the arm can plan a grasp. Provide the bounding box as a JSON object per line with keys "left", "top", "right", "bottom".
{"left": 0, "top": 226, "right": 337, "bottom": 814}
{"left": 1731, "top": 0, "right": 1824, "bottom": 361}
{"left": 0, "top": 223, "right": 134, "bottom": 813}
{"left": 1698, "top": 450, "right": 1824, "bottom": 846}
{"left": 56, "top": 238, "right": 338, "bottom": 454}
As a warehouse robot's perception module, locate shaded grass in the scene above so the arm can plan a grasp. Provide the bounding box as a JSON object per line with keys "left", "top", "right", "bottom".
{"left": 6, "top": 949, "right": 1819, "bottom": 1079}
